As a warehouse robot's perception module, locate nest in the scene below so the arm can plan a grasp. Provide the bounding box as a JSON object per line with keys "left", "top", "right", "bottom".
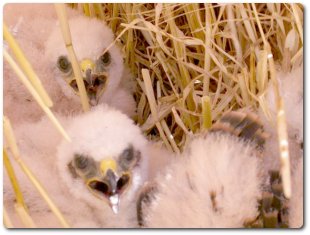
{"left": 94, "top": 3, "right": 303, "bottom": 152}
{"left": 3, "top": 3, "right": 303, "bottom": 228}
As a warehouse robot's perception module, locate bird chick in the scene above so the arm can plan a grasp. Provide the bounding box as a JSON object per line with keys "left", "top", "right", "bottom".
{"left": 138, "top": 111, "right": 265, "bottom": 228}
{"left": 4, "top": 105, "right": 151, "bottom": 228}
{"left": 3, "top": 4, "right": 81, "bottom": 125}
{"left": 56, "top": 105, "right": 148, "bottom": 226}
{"left": 44, "top": 15, "right": 136, "bottom": 117}
{"left": 4, "top": 4, "right": 136, "bottom": 127}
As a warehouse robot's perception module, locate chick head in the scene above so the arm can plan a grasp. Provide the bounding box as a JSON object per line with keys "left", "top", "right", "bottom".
{"left": 56, "top": 105, "right": 148, "bottom": 214}
{"left": 45, "top": 15, "right": 124, "bottom": 106}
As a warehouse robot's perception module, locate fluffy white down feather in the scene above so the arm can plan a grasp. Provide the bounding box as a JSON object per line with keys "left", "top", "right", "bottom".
{"left": 4, "top": 4, "right": 82, "bottom": 125}
{"left": 143, "top": 133, "right": 262, "bottom": 228}
{"left": 4, "top": 105, "right": 155, "bottom": 228}
{"left": 4, "top": 4, "right": 136, "bottom": 127}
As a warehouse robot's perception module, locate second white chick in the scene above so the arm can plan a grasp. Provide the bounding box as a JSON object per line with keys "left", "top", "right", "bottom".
{"left": 4, "top": 105, "right": 154, "bottom": 228}
{"left": 138, "top": 112, "right": 265, "bottom": 228}
{"left": 44, "top": 15, "right": 136, "bottom": 117}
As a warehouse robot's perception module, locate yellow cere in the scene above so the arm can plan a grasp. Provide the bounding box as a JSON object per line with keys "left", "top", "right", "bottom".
{"left": 100, "top": 159, "right": 117, "bottom": 176}
{"left": 80, "top": 59, "right": 95, "bottom": 73}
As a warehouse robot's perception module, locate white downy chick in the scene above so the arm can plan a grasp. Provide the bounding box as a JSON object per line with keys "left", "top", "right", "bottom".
{"left": 138, "top": 112, "right": 265, "bottom": 228}
{"left": 4, "top": 105, "right": 151, "bottom": 228}
{"left": 4, "top": 4, "right": 136, "bottom": 127}
{"left": 44, "top": 15, "right": 136, "bottom": 117}
{"left": 3, "top": 4, "right": 82, "bottom": 125}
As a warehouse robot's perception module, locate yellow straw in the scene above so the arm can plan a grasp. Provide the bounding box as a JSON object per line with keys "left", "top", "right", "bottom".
{"left": 267, "top": 44, "right": 291, "bottom": 199}
{"left": 14, "top": 203, "right": 36, "bottom": 228}
{"left": 3, "top": 23, "right": 53, "bottom": 108}
{"left": 3, "top": 149, "right": 28, "bottom": 210}
{"left": 54, "top": 3, "right": 90, "bottom": 112}
{"left": 141, "top": 68, "right": 172, "bottom": 151}
{"left": 3, "top": 118, "right": 71, "bottom": 228}
{"left": 93, "top": 3, "right": 104, "bottom": 20}
{"left": 201, "top": 96, "right": 212, "bottom": 129}
{"left": 251, "top": 3, "right": 291, "bottom": 198}
{"left": 83, "top": 3, "right": 91, "bottom": 17}
{"left": 3, "top": 206, "right": 14, "bottom": 228}
{"left": 3, "top": 51, "right": 71, "bottom": 142}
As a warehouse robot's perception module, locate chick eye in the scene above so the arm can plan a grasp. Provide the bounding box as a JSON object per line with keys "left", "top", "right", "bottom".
{"left": 118, "top": 145, "right": 140, "bottom": 171}
{"left": 99, "top": 52, "right": 111, "bottom": 66}
{"left": 57, "top": 56, "right": 72, "bottom": 73}
{"left": 121, "top": 146, "right": 134, "bottom": 163}
{"left": 74, "top": 154, "right": 89, "bottom": 169}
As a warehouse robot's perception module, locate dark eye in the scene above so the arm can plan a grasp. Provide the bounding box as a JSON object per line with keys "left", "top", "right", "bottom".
{"left": 118, "top": 146, "right": 140, "bottom": 171}
{"left": 122, "top": 146, "right": 134, "bottom": 162}
{"left": 99, "top": 52, "right": 111, "bottom": 65}
{"left": 57, "top": 56, "right": 72, "bottom": 73}
{"left": 74, "top": 154, "right": 89, "bottom": 169}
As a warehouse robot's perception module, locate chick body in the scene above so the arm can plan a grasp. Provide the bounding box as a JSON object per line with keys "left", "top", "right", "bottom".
{"left": 4, "top": 105, "right": 153, "bottom": 228}
{"left": 140, "top": 112, "right": 264, "bottom": 228}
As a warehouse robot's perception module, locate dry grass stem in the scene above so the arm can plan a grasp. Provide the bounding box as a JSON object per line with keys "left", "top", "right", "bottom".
{"left": 3, "top": 52, "right": 71, "bottom": 142}
{"left": 3, "top": 117, "right": 70, "bottom": 228}
{"left": 3, "top": 24, "right": 53, "bottom": 108}
{"left": 3, "top": 206, "right": 14, "bottom": 228}
{"left": 54, "top": 3, "right": 90, "bottom": 112}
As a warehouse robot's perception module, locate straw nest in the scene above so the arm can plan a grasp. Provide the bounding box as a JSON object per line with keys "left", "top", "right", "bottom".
{"left": 3, "top": 3, "right": 303, "bottom": 228}
{"left": 81, "top": 3, "right": 303, "bottom": 152}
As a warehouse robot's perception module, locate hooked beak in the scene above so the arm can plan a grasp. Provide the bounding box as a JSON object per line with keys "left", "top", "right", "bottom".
{"left": 86, "top": 159, "right": 131, "bottom": 214}
{"left": 87, "top": 168, "right": 120, "bottom": 214}
{"left": 80, "top": 59, "right": 108, "bottom": 106}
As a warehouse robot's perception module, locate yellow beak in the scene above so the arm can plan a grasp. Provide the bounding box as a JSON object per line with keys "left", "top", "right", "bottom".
{"left": 100, "top": 159, "right": 117, "bottom": 176}
{"left": 80, "top": 59, "right": 95, "bottom": 75}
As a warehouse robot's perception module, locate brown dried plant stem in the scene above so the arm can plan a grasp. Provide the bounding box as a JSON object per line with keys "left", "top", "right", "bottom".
{"left": 252, "top": 3, "right": 291, "bottom": 198}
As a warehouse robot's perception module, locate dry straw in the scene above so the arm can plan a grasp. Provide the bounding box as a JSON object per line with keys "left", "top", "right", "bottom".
{"left": 3, "top": 206, "right": 14, "bottom": 228}
{"left": 3, "top": 24, "right": 53, "bottom": 108}
{"left": 3, "top": 3, "right": 303, "bottom": 226}
{"left": 96, "top": 3, "right": 302, "bottom": 198}
{"left": 54, "top": 3, "right": 90, "bottom": 112}
{"left": 3, "top": 50, "right": 71, "bottom": 142}
{"left": 3, "top": 117, "right": 70, "bottom": 228}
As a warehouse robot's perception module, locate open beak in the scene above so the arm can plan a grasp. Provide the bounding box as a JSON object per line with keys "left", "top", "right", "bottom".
{"left": 86, "top": 159, "right": 131, "bottom": 214}
{"left": 79, "top": 59, "right": 108, "bottom": 106}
